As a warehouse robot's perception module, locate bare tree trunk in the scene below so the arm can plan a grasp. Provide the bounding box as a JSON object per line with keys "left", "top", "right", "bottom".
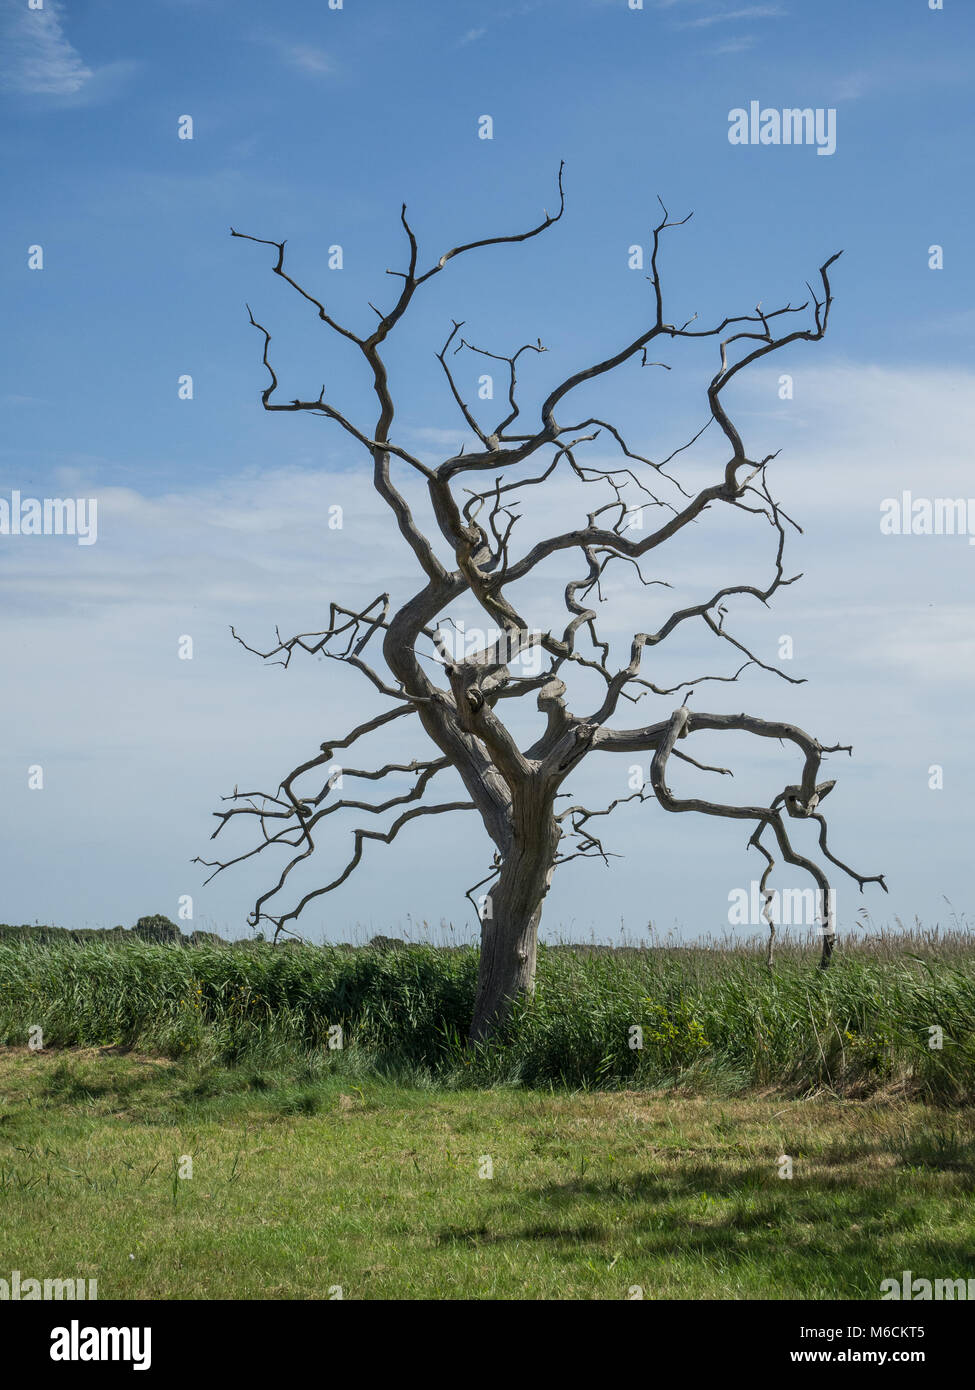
{"left": 469, "top": 828, "right": 558, "bottom": 1043}
{"left": 819, "top": 918, "right": 836, "bottom": 969}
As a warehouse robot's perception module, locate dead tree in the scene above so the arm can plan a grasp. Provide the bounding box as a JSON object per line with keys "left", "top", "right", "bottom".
{"left": 198, "top": 167, "right": 886, "bottom": 1042}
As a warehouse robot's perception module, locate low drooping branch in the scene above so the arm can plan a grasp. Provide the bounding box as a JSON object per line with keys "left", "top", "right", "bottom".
{"left": 594, "top": 705, "right": 888, "bottom": 966}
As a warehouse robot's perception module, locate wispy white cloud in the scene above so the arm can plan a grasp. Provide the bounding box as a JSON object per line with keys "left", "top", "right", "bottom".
{"left": 0, "top": 0, "right": 91, "bottom": 96}
{"left": 459, "top": 27, "right": 487, "bottom": 46}
{"left": 710, "top": 35, "right": 757, "bottom": 54}
{"left": 0, "top": 0, "right": 138, "bottom": 106}
{"left": 267, "top": 40, "right": 334, "bottom": 76}
{"left": 681, "top": 5, "right": 785, "bottom": 28}
{"left": 825, "top": 55, "right": 972, "bottom": 103}
{"left": 830, "top": 69, "right": 872, "bottom": 100}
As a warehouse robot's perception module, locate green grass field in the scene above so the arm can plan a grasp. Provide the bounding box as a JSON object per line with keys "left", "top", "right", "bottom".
{"left": 1, "top": 925, "right": 973, "bottom": 1299}
{"left": 2, "top": 1048, "right": 974, "bottom": 1300}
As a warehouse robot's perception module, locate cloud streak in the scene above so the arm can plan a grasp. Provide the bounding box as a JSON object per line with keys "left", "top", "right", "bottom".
{"left": 256, "top": 36, "right": 335, "bottom": 76}
{"left": 710, "top": 36, "right": 757, "bottom": 53}
{"left": 681, "top": 5, "right": 785, "bottom": 28}
{"left": 0, "top": 0, "right": 91, "bottom": 96}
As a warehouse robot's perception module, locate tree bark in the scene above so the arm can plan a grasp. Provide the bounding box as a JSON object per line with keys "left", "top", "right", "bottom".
{"left": 468, "top": 822, "right": 559, "bottom": 1043}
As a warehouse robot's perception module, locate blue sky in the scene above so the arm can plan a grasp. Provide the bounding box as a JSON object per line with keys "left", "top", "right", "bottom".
{"left": 2, "top": 0, "right": 974, "bottom": 945}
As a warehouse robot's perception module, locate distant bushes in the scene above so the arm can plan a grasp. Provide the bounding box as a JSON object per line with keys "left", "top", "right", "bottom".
{"left": 0, "top": 916, "right": 228, "bottom": 948}
{"left": 1, "top": 931, "right": 973, "bottom": 1101}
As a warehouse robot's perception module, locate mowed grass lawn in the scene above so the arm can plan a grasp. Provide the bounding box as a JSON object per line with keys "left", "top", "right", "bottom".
{"left": 1, "top": 1048, "right": 973, "bottom": 1300}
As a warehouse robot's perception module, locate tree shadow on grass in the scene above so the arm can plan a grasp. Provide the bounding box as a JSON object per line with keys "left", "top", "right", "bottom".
{"left": 430, "top": 1157, "right": 975, "bottom": 1294}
